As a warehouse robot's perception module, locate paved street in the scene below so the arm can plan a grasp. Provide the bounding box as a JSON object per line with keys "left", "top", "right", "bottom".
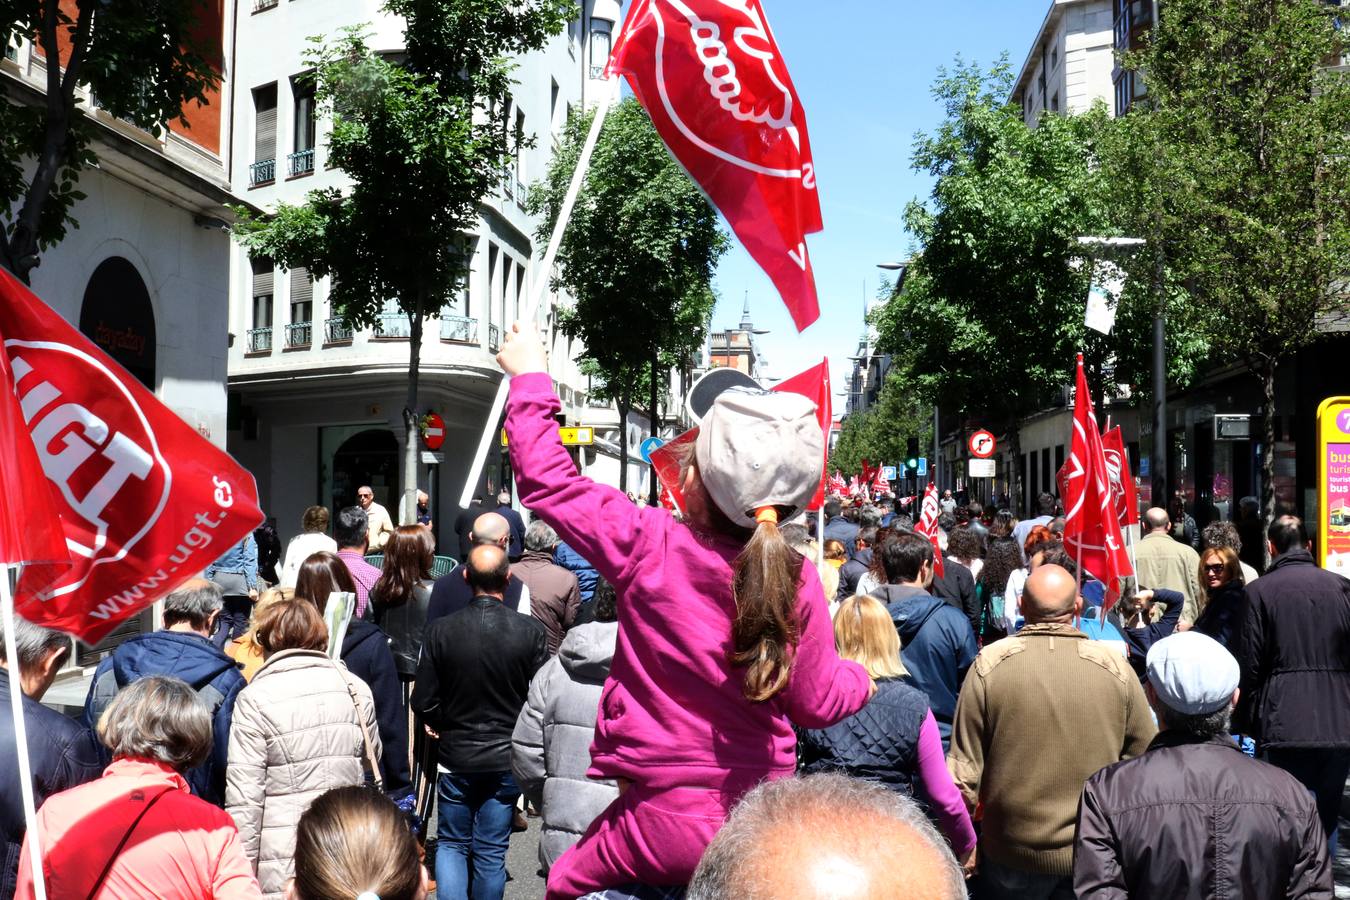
{"left": 504, "top": 817, "right": 547, "bottom": 900}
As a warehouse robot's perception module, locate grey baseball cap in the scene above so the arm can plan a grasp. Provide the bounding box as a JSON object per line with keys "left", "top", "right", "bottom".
{"left": 1146, "top": 631, "right": 1240, "bottom": 716}
{"left": 695, "top": 388, "right": 823, "bottom": 529}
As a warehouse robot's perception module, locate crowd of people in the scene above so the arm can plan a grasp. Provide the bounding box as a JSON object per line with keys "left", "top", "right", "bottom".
{"left": 1, "top": 319, "right": 1349, "bottom": 899}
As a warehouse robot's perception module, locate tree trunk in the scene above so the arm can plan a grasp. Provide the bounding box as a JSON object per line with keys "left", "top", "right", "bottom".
{"left": 616, "top": 394, "right": 631, "bottom": 493}
{"left": 1259, "top": 355, "right": 1278, "bottom": 569}
{"left": 648, "top": 348, "right": 660, "bottom": 505}
{"left": 400, "top": 291, "right": 426, "bottom": 526}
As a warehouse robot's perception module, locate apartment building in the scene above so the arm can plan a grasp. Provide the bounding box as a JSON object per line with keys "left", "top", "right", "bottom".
{"left": 1, "top": 2, "right": 243, "bottom": 659}
{"left": 223, "top": 0, "right": 622, "bottom": 540}
{"left": 1011, "top": 0, "right": 1115, "bottom": 126}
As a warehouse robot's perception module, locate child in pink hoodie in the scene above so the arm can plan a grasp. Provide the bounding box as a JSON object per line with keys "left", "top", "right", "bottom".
{"left": 498, "top": 324, "right": 873, "bottom": 898}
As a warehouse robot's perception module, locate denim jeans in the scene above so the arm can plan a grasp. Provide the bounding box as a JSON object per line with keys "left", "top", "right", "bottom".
{"left": 1262, "top": 747, "right": 1350, "bottom": 857}
{"left": 436, "top": 770, "right": 520, "bottom": 900}
{"left": 975, "top": 856, "right": 1075, "bottom": 900}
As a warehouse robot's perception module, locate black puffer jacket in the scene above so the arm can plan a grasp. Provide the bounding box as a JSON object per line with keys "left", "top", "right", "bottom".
{"left": 798, "top": 677, "right": 929, "bottom": 795}
{"left": 413, "top": 597, "right": 549, "bottom": 772}
{"left": 1233, "top": 550, "right": 1350, "bottom": 747}
{"left": 1075, "top": 731, "right": 1331, "bottom": 899}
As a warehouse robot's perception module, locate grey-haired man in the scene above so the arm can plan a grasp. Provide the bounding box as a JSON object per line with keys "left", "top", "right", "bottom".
{"left": 84, "top": 578, "right": 245, "bottom": 805}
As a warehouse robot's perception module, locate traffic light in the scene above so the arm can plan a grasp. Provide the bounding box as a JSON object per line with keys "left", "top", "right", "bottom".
{"left": 906, "top": 437, "right": 920, "bottom": 460}
{"left": 906, "top": 457, "right": 918, "bottom": 471}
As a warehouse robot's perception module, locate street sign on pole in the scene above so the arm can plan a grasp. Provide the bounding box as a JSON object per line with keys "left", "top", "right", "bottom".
{"left": 882, "top": 465, "right": 897, "bottom": 481}
{"left": 639, "top": 436, "right": 665, "bottom": 464}
{"left": 917, "top": 457, "right": 928, "bottom": 477}
{"left": 501, "top": 426, "right": 595, "bottom": 448}
{"left": 969, "top": 430, "right": 996, "bottom": 459}
{"left": 969, "top": 458, "right": 996, "bottom": 478}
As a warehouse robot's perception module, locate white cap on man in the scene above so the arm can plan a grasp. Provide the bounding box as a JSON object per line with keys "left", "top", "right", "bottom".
{"left": 1145, "top": 631, "right": 1240, "bottom": 716}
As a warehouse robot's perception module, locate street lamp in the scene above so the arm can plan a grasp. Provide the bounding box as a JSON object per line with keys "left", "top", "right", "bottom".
{"left": 878, "top": 259, "right": 934, "bottom": 486}
{"left": 1076, "top": 236, "right": 1158, "bottom": 506}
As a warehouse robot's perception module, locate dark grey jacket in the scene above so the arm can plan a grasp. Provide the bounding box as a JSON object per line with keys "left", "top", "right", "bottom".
{"left": 1075, "top": 731, "right": 1331, "bottom": 899}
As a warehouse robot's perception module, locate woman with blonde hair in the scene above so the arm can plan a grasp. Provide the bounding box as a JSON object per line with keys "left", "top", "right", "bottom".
{"left": 1191, "top": 544, "right": 1246, "bottom": 648}
{"left": 798, "top": 595, "right": 976, "bottom": 862}
{"left": 228, "top": 587, "right": 294, "bottom": 682}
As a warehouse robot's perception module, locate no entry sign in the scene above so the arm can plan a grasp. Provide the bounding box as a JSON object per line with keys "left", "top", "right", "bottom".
{"left": 969, "top": 430, "right": 996, "bottom": 459}
{"left": 421, "top": 413, "right": 445, "bottom": 451}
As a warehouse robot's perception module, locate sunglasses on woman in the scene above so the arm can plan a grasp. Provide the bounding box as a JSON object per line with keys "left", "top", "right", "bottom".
{"left": 1204, "top": 563, "right": 1226, "bottom": 574}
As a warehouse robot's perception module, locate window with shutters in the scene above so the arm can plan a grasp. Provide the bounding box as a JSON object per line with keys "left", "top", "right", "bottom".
{"left": 515, "top": 109, "right": 527, "bottom": 185}
{"left": 515, "top": 262, "right": 526, "bottom": 322}
{"left": 290, "top": 75, "right": 316, "bottom": 177}
{"left": 287, "top": 267, "right": 313, "bottom": 347}
{"left": 589, "top": 21, "right": 612, "bottom": 79}
{"left": 249, "top": 258, "right": 274, "bottom": 352}
{"left": 251, "top": 84, "right": 277, "bottom": 186}
{"left": 550, "top": 79, "right": 560, "bottom": 143}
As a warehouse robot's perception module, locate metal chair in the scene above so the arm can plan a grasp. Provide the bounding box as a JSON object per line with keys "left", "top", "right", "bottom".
{"left": 430, "top": 555, "right": 457, "bottom": 578}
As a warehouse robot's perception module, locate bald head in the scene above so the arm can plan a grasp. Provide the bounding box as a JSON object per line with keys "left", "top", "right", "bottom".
{"left": 465, "top": 544, "right": 509, "bottom": 597}
{"left": 1022, "top": 564, "right": 1081, "bottom": 623}
{"left": 470, "top": 512, "right": 509, "bottom": 547}
{"left": 1144, "top": 507, "right": 1170, "bottom": 532}
{"left": 688, "top": 775, "right": 964, "bottom": 900}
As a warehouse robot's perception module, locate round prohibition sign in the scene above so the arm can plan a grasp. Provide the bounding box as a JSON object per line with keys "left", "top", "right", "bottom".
{"left": 969, "top": 430, "right": 997, "bottom": 459}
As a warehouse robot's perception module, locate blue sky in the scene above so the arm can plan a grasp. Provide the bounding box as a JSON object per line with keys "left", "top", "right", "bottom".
{"left": 707, "top": 0, "right": 1051, "bottom": 401}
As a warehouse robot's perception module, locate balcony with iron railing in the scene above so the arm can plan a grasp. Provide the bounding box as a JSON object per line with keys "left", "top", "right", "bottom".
{"left": 253, "top": 0, "right": 278, "bottom": 10}
{"left": 374, "top": 312, "right": 412, "bottom": 339}
{"left": 246, "top": 327, "right": 272, "bottom": 353}
{"left": 285, "top": 321, "right": 312, "bottom": 348}
{"left": 325, "top": 317, "right": 353, "bottom": 343}
{"left": 501, "top": 165, "right": 514, "bottom": 201}
{"left": 288, "top": 148, "right": 315, "bottom": 177}
{"left": 440, "top": 315, "right": 478, "bottom": 344}
{"left": 488, "top": 324, "right": 501, "bottom": 352}
{"left": 250, "top": 158, "right": 276, "bottom": 186}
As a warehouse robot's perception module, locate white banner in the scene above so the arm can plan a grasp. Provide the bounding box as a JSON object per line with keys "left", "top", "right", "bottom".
{"left": 1085, "top": 260, "right": 1127, "bottom": 335}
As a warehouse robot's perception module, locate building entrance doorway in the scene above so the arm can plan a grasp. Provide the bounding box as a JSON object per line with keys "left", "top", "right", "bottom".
{"left": 325, "top": 427, "right": 399, "bottom": 518}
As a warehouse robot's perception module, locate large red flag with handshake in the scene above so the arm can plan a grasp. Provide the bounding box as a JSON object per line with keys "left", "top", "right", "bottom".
{"left": 609, "top": 0, "right": 824, "bottom": 331}
{"left": 1057, "top": 355, "right": 1133, "bottom": 608}
{"left": 0, "top": 270, "right": 263, "bottom": 644}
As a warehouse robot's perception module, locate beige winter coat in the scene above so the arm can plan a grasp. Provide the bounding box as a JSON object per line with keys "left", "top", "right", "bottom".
{"left": 225, "top": 648, "right": 381, "bottom": 899}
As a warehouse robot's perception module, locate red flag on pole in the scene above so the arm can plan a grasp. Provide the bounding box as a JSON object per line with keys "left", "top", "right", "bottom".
{"left": 1058, "top": 354, "right": 1133, "bottom": 607}
{"left": 1101, "top": 426, "right": 1140, "bottom": 528}
{"left": 608, "top": 0, "right": 824, "bottom": 331}
{"left": 871, "top": 466, "right": 891, "bottom": 496}
{"left": 0, "top": 270, "right": 264, "bottom": 644}
{"left": 914, "top": 482, "right": 945, "bottom": 578}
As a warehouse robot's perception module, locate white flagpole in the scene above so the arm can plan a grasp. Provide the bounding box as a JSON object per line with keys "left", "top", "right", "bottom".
{"left": 817, "top": 506, "right": 826, "bottom": 568}
{"left": 458, "top": 75, "right": 623, "bottom": 509}
{"left": 3, "top": 568, "right": 48, "bottom": 900}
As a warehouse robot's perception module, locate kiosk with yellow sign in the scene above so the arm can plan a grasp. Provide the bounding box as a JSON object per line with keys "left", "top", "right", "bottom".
{"left": 1317, "top": 397, "right": 1350, "bottom": 577}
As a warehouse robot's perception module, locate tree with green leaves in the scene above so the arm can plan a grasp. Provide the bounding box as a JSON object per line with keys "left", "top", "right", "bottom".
{"left": 0, "top": 0, "right": 219, "bottom": 280}
{"left": 830, "top": 371, "right": 932, "bottom": 485}
{"left": 874, "top": 58, "right": 1209, "bottom": 512}
{"left": 234, "top": 0, "right": 569, "bottom": 524}
{"left": 528, "top": 97, "right": 728, "bottom": 493}
{"left": 1110, "top": 0, "right": 1350, "bottom": 535}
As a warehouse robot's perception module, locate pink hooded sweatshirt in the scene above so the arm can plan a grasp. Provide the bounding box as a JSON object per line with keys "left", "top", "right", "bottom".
{"left": 506, "top": 373, "right": 872, "bottom": 792}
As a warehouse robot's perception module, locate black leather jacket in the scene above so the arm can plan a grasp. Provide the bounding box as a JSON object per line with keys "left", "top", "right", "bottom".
{"left": 1075, "top": 731, "right": 1331, "bottom": 898}
{"left": 372, "top": 580, "right": 433, "bottom": 678}
{"left": 412, "top": 596, "right": 549, "bottom": 772}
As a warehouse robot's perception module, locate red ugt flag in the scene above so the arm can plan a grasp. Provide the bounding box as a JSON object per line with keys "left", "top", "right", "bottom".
{"left": 1058, "top": 355, "right": 1133, "bottom": 607}
{"left": 0, "top": 270, "right": 263, "bottom": 643}
{"left": 1101, "top": 426, "right": 1140, "bottom": 528}
{"left": 914, "top": 482, "right": 945, "bottom": 579}
{"left": 0, "top": 346, "right": 71, "bottom": 599}
{"left": 609, "top": 0, "right": 824, "bottom": 331}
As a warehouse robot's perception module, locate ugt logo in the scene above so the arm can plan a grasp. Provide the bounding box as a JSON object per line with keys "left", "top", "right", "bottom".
{"left": 6, "top": 340, "right": 170, "bottom": 590}
{"left": 652, "top": 0, "right": 815, "bottom": 186}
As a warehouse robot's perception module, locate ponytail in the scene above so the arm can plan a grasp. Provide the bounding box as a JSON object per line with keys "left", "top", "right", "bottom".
{"left": 731, "top": 507, "right": 802, "bottom": 702}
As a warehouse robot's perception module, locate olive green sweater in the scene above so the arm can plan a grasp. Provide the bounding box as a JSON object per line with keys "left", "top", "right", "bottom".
{"left": 947, "top": 624, "right": 1156, "bottom": 876}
